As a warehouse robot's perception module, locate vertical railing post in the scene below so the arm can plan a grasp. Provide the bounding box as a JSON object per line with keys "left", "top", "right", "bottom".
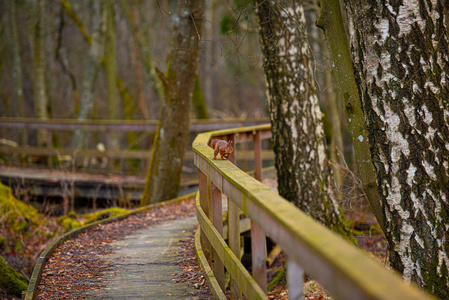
{"left": 227, "top": 134, "right": 236, "bottom": 164}
{"left": 287, "top": 257, "right": 304, "bottom": 300}
{"left": 199, "top": 170, "right": 212, "bottom": 261}
{"left": 228, "top": 197, "right": 241, "bottom": 299}
{"left": 47, "top": 129, "right": 53, "bottom": 168}
{"left": 251, "top": 129, "right": 267, "bottom": 292}
{"left": 254, "top": 130, "right": 262, "bottom": 181}
{"left": 227, "top": 133, "right": 241, "bottom": 299}
{"left": 251, "top": 220, "right": 267, "bottom": 293}
{"left": 211, "top": 183, "right": 225, "bottom": 291}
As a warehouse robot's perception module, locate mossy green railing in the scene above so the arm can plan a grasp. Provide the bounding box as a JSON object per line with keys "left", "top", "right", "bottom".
{"left": 193, "top": 124, "right": 433, "bottom": 300}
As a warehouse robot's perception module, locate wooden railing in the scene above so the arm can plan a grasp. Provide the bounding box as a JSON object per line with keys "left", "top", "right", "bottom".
{"left": 0, "top": 117, "right": 270, "bottom": 176}
{"left": 193, "top": 125, "right": 432, "bottom": 300}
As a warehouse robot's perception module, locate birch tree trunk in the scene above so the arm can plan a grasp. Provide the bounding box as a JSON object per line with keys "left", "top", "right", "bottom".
{"left": 141, "top": 0, "right": 204, "bottom": 205}
{"left": 72, "top": 1, "right": 107, "bottom": 149}
{"left": 256, "top": 0, "right": 349, "bottom": 231}
{"left": 344, "top": 0, "right": 449, "bottom": 296}
{"left": 32, "top": 0, "right": 49, "bottom": 147}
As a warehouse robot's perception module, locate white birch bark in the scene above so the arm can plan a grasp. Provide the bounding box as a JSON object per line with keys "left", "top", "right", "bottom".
{"left": 257, "top": 0, "right": 348, "bottom": 229}
{"left": 345, "top": 0, "right": 449, "bottom": 296}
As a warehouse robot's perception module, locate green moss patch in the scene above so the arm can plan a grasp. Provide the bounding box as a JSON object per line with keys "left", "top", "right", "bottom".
{"left": 83, "top": 207, "right": 129, "bottom": 224}
{"left": 0, "top": 182, "right": 43, "bottom": 232}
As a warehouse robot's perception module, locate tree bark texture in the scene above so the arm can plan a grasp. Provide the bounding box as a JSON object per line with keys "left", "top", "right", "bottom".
{"left": 344, "top": 0, "right": 449, "bottom": 296}
{"left": 72, "top": 1, "right": 107, "bottom": 149}
{"left": 141, "top": 0, "right": 204, "bottom": 205}
{"left": 32, "top": 0, "right": 49, "bottom": 147}
{"left": 193, "top": 76, "right": 210, "bottom": 119}
{"left": 316, "top": 0, "right": 386, "bottom": 232}
{"left": 59, "top": 0, "right": 91, "bottom": 45}
{"left": 10, "top": 0, "right": 27, "bottom": 145}
{"left": 105, "top": 0, "right": 119, "bottom": 150}
{"left": 256, "top": 0, "right": 346, "bottom": 229}
{"left": 121, "top": 0, "right": 163, "bottom": 114}
{"left": 305, "top": 0, "right": 345, "bottom": 204}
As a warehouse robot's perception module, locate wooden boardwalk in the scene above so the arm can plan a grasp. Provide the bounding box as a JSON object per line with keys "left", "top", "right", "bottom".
{"left": 85, "top": 216, "right": 199, "bottom": 299}
{"left": 0, "top": 166, "right": 198, "bottom": 203}
{"left": 28, "top": 198, "right": 213, "bottom": 299}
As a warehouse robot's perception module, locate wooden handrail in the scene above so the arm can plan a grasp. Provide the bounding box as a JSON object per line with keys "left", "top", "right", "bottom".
{"left": 0, "top": 117, "right": 271, "bottom": 176}
{"left": 193, "top": 124, "right": 433, "bottom": 300}
{"left": 0, "top": 117, "right": 269, "bottom": 132}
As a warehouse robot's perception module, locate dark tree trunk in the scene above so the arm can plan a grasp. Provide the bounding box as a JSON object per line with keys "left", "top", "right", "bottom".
{"left": 256, "top": 0, "right": 349, "bottom": 231}
{"left": 105, "top": 0, "right": 119, "bottom": 151}
{"left": 32, "top": 0, "right": 49, "bottom": 147}
{"left": 344, "top": 0, "right": 449, "bottom": 296}
{"left": 141, "top": 0, "right": 205, "bottom": 205}
{"left": 10, "top": 0, "right": 27, "bottom": 144}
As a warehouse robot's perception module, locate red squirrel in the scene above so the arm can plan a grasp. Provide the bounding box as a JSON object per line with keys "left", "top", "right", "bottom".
{"left": 211, "top": 139, "right": 234, "bottom": 159}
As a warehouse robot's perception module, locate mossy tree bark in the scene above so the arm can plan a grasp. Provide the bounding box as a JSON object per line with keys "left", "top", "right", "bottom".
{"left": 32, "top": 0, "right": 49, "bottom": 147}
{"left": 55, "top": 3, "right": 80, "bottom": 110}
{"left": 342, "top": 0, "right": 449, "bottom": 296}
{"left": 193, "top": 76, "right": 209, "bottom": 119}
{"left": 316, "top": 0, "right": 386, "bottom": 232}
{"left": 10, "top": 0, "right": 27, "bottom": 145}
{"left": 120, "top": 0, "right": 150, "bottom": 119}
{"left": 72, "top": 1, "right": 107, "bottom": 149}
{"left": 116, "top": 76, "right": 138, "bottom": 147}
{"left": 256, "top": 0, "right": 349, "bottom": 232}
{"left": 59, "top": 0, "right": 91, "bottom": 45}
{"left": 304, "top": 1, "right": 345, "bottom": 203}
{"left": 141, "top": 0, "right": 204, "bottom": 205}
{"left": 60, "top": 0, "right": 136, "bottom": 129}
{"left": 0, "top": 255, "right": 28, "bottom": 297}
{"left": 105, "top": 0, "right": 119, "bottom": 151}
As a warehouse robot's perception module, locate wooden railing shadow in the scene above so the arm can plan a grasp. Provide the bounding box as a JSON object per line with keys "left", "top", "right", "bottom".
{"left": 193, "top": 125, "right": 433, "bottom": 300}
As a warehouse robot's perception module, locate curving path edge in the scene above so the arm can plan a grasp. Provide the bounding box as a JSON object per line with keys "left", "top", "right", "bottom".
{"left": 25, "top": 192, "right": 196, "bottom": 300}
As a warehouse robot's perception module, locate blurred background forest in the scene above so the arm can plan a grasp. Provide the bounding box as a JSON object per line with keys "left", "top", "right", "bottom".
{"left": 0, "top": 0, "right": 268, "bottom": 124}
{"left": 0, "top": 0, "right": 347, "bottom": 149}
{"left": 0, "top": 0, "right": 353, "bottom": 188}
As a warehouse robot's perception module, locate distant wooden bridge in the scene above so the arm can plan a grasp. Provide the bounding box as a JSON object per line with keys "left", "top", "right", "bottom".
{"left": 0, "top": 165, "right": 198, "bottom": 204}
{"left": 0, "top": 117, "right": 272, "bottom": 178}
{"left": 0, "top": 118, "right": 273, "bottom": 208}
